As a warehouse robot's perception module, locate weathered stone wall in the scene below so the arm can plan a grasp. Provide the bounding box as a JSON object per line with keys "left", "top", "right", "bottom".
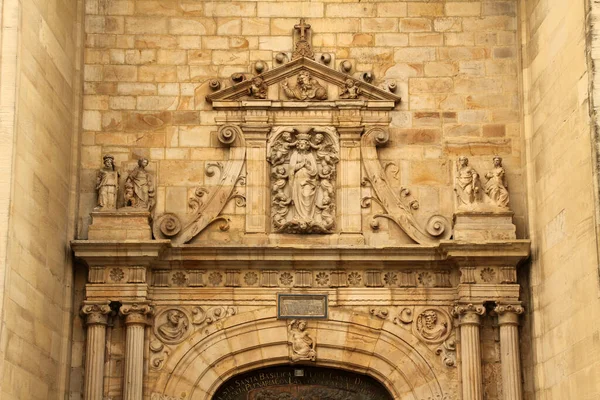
{"left": 0, "top": 0, "right": 84, "bottom": 399}
{"left": 78, "top": 0, "right": 525, "bottom": 243}
{"left": 521, "top": 0, "right": 600, "bottom": 398}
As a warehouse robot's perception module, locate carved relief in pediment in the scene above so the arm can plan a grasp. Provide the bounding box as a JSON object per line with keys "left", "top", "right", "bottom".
{"left": 267, "top": 126, "right": 339, "bottom": 233}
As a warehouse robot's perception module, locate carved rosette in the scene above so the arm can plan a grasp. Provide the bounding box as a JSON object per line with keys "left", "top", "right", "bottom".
{"left": 267, "top": 126, "right": 339, "bottom": 234}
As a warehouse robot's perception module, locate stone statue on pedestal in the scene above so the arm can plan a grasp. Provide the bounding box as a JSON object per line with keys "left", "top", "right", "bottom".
{"left": 95, "top": 154, "right": 119, "bottom": 211}
{"left": 125, "top": 158, "right": 155, "bottom": 210}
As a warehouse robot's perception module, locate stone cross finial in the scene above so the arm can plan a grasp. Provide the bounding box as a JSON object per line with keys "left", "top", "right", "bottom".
{"left": 294, "top": 18, "right": 311, "bottom": 41}
{"left": 292, "top": 18, "right": 315, "bottom": 60}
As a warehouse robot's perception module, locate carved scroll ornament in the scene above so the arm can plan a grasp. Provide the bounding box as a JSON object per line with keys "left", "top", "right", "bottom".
{"left": 267, "top": 126, "right": 339, "bottom": 233}
{"left": 361, "top": 127, "right": 452, "bottom": 244}
{"left": 153, "top": 125, "right": 246, "bottom": 244}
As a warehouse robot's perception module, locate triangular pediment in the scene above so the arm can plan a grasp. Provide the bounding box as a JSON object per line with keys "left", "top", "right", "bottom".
{"left": 206, "top": 57, "right": 401, "bottom": 106}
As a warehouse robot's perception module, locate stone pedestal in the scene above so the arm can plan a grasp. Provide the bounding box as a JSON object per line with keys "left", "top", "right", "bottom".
{"left": 495, "top": 304, "right": 524, "bottom": 400}
{"left": 453, "top": 304, "right": 485, "bottom": 400}
{"left": 88, "top": 211, "right": 152, "bottom": 240}
{"left": 81, "top": 303, "right": 111, "bottom": 400}
{"left": 120, "top": 303, "right": 152, "bottom": 400}
{"left": 453, "top": 211, "right": 516, "bottom": 241}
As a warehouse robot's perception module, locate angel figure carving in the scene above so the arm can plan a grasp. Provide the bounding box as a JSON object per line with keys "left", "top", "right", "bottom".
{"left": 288, "top": 319, "right": 316, "bottom": 362}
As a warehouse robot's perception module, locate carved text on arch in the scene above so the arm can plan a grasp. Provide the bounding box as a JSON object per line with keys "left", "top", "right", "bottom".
{"left": 267, "top": 126, "right": 339, "bottom": 234}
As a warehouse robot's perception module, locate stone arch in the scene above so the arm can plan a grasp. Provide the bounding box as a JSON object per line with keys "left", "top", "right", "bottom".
{"left": 151, "top": 308, "right": 454, "bottom": 400}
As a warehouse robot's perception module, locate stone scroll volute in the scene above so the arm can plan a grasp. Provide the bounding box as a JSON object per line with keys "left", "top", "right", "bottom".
{"left": 153, "top": 124, "right": 246, "bottom": 244}
{"left": 267, "top": 126, "right": 339, "bottom": 234}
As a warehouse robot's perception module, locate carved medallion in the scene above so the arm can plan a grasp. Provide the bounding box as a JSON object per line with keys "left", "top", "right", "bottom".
{"left": 267, "top": 126, "right": 339, "bottom": 233}
{"left": 153, "top": 308, "right": 191, "bottom": 345}
{"left": 412, "top": 308, "right": 452, "bottom": 344}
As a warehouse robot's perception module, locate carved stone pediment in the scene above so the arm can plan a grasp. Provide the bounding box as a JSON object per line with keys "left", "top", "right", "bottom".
{"left": 205, "top": 57, "right": 401, "bottom": 108}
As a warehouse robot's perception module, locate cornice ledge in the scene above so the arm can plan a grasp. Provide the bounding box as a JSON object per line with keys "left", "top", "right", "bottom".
{"left": 163, "top": 244, "right": 441, "bottom": 262}
{"left": 71, "top": 240, "right": 171, "bottom": 264}
{"left": 438, "top": 240, "right": 530, "bottom": 262}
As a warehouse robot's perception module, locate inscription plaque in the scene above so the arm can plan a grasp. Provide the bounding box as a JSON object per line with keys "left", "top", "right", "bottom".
{"left": 277, "top": 294, "right": 328, "bottom": 319}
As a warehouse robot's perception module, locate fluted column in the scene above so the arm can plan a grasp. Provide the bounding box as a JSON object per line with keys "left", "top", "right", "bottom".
{"left": 495, "top": 304, "right": 524, "bottom": 400}
{"left": 453, "top": 303, "right": 485, "bottom": 400}
{"left": 120, "top": 303, "right": 152, "bottom": 400}
{"left": 81, "top": 302, "right": 111, "bottom": 400}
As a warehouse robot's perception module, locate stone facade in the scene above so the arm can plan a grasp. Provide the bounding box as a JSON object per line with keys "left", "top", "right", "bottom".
{"left": 0, "top": 0, "right": 599, "bottom": 399}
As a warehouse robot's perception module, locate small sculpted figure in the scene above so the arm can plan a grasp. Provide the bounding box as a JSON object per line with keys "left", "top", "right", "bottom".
{"left": 289, "top": 134, "right": 319, "bottom": 224}
{"left": 125, "top": 158, "right": 155, "bottom": 210}
{"left": 288, "top": 319, "right": 316, "bottom": 362}
{"left": 416, "top": 311, "right": 448, "bottom": 342}
{"left": 454, "top": 156, "right": 482, "bottom": 209}
{"left": 339, "top": 78, "right": 361, "bottom": 99}
{"left": 96, "top": 154, "right": 119, "bottom": 211}
{"left": 269, "top": 130, "right": 296, "bottom": 166}
{"left": 158, "top": 310, "right": 188, "bottom": 342}
{"left": 248, "top": 76, "right": 268, "bottom": 99}
{"left": 281, "top": 71, "right": 328, "bottom": 101}
{"left": 123, "top": 181, "right": 136, "bottom": 207}
{"left": 484, "top": 156, "right": 510, "bottom": 209}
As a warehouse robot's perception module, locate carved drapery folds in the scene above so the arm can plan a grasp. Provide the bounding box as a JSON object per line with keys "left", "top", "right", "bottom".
{"left": 153, "top": 124, "right": 246, "bottom": 244}
{"left": 361, "top": 127, "right": 452, "bottom": 244}
{"left": 267, "top": 126, "right": 339, "bottom": 233}
{"left": 454, "top": 156, "right": 510, "bottom": 211}
{"left": 281, "top": 70, "right": 328, "bottom": 101}
{"left": 288, "top": 319, "right": 316, "bottom": 362}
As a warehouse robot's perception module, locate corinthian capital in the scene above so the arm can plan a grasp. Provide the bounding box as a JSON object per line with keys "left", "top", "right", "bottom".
{"left": 494, "top": 304, "right": 524, "bottom": 315}
{"left": 119, "top": 303, "right": 153, "bottom": 325}
{"left": 494, "top": 303, "right": 524, "bottom": 325}
{"left": 451, "top": 303, "right": 485, "bottom": 317}
{"left": 81, "top": 301, "right": 112, "bottom": 325}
